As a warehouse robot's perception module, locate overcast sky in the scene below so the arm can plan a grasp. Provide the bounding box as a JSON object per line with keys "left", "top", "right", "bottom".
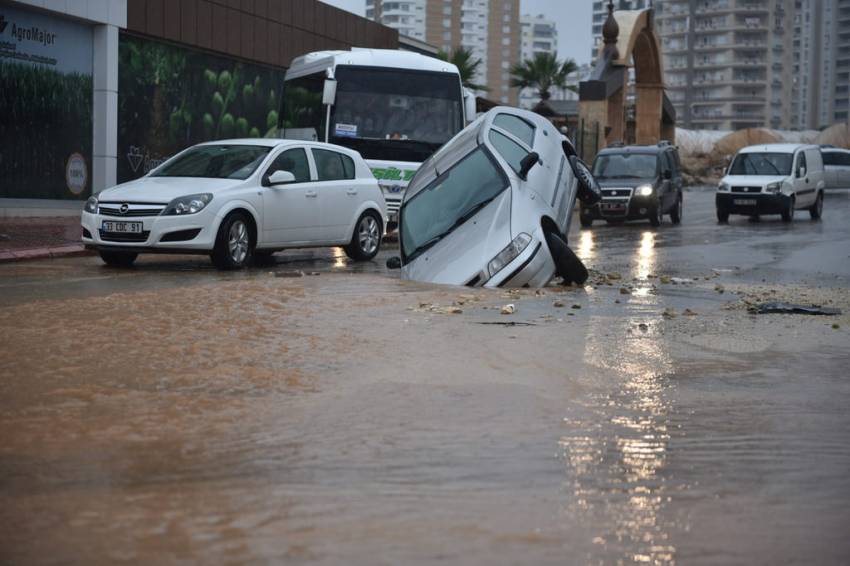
{"left": 318, "top": 0, "right": 594, "bottom": 65}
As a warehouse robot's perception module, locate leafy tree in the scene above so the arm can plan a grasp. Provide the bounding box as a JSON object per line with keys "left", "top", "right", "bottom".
{"left": 509, "top": 52, "right": 578, "bottom": 102}
{"left": 437, "top": 47, "right": 488, "bottom": 92}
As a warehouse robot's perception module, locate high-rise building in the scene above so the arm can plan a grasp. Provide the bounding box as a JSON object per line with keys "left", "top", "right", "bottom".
{"left": 792, "top": 0, "right": 850, "bottom": 128}
{"left": 366, "top": 0, "right": 521, "bottom": 104}
{"left": 591, "top": 0, "right": 650, "bottom": 63}
{"left": 518, "top": 14, "right": 558, "bottom": 108}
{"left": 654, "top": 0, "right": 796, "bottom": 131}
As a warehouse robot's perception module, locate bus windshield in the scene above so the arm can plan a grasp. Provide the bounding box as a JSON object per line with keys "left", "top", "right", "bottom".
{"left": 330, "top": 65, "right": 463, "bottom": 148}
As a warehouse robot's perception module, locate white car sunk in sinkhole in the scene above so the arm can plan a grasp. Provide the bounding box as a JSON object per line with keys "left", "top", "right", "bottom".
{"left": 387, "top": 107, "right": 601, "bottom": 288}
{"left": 82, "top": 139, "right": 387, "bottom": 269}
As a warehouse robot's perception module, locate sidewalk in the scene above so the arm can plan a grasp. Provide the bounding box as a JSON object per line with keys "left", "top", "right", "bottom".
{"left": 0, "top": 217, "right": 91, "bottom": 263}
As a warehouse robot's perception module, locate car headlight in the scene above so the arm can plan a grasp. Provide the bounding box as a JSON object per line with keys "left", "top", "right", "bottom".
{"left": 488, "top": 233, "right": 532, "bottom": 278}
{"left": 635, "top": 184, "right": 654, "bottom": 196}
{"left": 84, "top": 195, "right": 98, "bottom": 214}
{"left": 718, "top": 182, "right": 730, "bottom": 192}
{"left": 765, "top": 182, "right": 781, "bottom": 193}
{"left": 161, "top": 193, "right": 213, "bottom": 215}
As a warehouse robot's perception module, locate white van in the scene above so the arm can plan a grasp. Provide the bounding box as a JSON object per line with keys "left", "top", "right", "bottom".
{"left": 716, "top": 144, "right": 825, "bottom": 222}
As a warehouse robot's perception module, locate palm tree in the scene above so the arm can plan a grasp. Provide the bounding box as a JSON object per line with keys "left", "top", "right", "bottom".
{"left": 437, "top": 47, "right": 488, "bottom": 92}
{"left": 509, "top": 53, "right": 578, "bottom": 103}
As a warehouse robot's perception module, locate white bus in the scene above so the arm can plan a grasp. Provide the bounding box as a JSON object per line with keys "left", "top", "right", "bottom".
{"left": 281, "top": 48, "right": 475, "bottom": 224}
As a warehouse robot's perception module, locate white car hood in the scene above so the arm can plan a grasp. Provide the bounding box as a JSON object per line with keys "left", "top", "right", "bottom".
{"left": 97, "top": 177, "right": 243, "bottom": 203}
{"left": 402, "top": 190, "right": 512, "bottom": 286}
{"left": 722, "top": 174, "right": 787, "bottom": 186}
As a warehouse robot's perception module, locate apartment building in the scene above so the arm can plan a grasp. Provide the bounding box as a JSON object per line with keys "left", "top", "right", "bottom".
{"left": 518, "top": 14, "right": 558, "bottom": 108}
{"left": 366, "top": 0, "right": 521, "bottom": 104}
{"left": 654, "top": 0, "right": 798, "bottom": 130}
{"left": 791, "top": 0, "right": 850, "bottom": 128}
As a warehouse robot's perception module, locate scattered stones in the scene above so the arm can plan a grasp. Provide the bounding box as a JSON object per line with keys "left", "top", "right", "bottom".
{"left": 619, "top": 287, "right": 631, "bottom": 295}
{"left": 571, "top": 304, "right": 581, "bottom": 310}
{"left": 659, "top": 275, "right": 671, "bottom": 284}
{"left": 607, "top": 271, "right": 622, "bottom": 280}
{"left": 638, "top": 322, "right": 649, "bottom": 332}
{"left": 274, "top": 270, "right": 304, "bottom": 278}
{"left": 683, "top": 308, "right": 698, "bottom": 316}
{"left": 553, "top": 300, "right": 565, "bottom": 308}
{"left": 715, "top": 283, "right": 725, "bottom": 294}
{"left": 833, "top": 323, "right": 841, "bottom": 330}
{"left": 614, "top": 299, "right": 621, "bottom": 304}
{"left": 500, "top": 304, "right": 516, "bottom": 315}
{"left": 662, "top": 307, "right": 677, "bottom": 319}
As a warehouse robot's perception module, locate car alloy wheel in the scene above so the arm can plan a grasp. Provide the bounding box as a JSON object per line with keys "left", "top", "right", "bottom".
{"left": 228, "top": 219, "right": 250, "bottom": 263}
{"left": 358, "top": 214, "right": 380, "bottom": 255}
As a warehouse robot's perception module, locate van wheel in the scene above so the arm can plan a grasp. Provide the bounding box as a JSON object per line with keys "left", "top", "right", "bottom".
{"left": 670, "top": 193, "right": 683, "bottom": 224}
{"left": 809, "top": 191, "right": 823, "bottom": 220}
{"left": 716, "top": 207, "right": 729, "bottom": 223}
{"left": 781, "top": 196, "right": 795, "bottom": 222}
{"left": 99, "top": 250, "right": 137, "bottom": 267}
{"left": 545, "top": 230, "right": 588, "bottom": 285}
{"left": 211, "top": 212, "right": 254, "bottom": 270}
{"left": 344, "top": 211, "right": 382, "bottom": 261}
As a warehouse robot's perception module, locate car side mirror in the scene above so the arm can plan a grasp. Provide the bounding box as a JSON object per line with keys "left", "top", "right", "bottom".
{"left": 663, "top": 169, "right": 672, "bottom": 180}
{"left": 267, "top": 170, "right": 296, "bottom": 186}
{"left": 386, "top": 256, "right": 401, "bottom": 269}
{"left": 519, "top": 152, "right": 540, "bottom": 181}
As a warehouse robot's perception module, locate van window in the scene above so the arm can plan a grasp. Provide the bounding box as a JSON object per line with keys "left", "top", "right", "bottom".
{"left": 823, "top": 152, "right": 841, "bottom": 166}
{"left": 795, "top": 152, "right": 807, "bottom": 177}
{"left": 493, "top": 114, "right": 535, "bottom": 146}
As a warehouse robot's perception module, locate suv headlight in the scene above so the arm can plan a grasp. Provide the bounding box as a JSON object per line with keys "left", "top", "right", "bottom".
{"left": 488, "top": 233, "right": 532, "bottom": 278}
{"left": 84, "top": 195, "right": 98, "bottom": 214}
{"left": 635, "top": 184, "right": 654, "bottom": 196}
{"left": 765, "top": 182, "right": 781, "bottom": 193}
{"left": 161, "top": 193, "right": 213, "bottom": 215}
{"left": 718, "top": 182, "right": 730, "bottom": 192}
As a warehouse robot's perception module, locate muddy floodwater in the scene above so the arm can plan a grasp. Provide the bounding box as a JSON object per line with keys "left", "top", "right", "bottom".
{"left": 2, "top": 190, "right": 850, "bottom": 564}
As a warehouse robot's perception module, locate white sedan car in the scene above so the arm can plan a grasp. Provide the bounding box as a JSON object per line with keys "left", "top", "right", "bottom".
{"left": 82, "top": 139, "right": 387, "bottom": 269}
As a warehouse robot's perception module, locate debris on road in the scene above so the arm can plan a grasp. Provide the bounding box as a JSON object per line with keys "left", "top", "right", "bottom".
{"left": 715, "top": 283, "right": 725, "bottom": 293}
{"left": 619, "top": 287, "right": 631, "bottom": 295}
{"left": 571, "top": 304, "right": 581, "bottom": 310}
{"left": 662, "top": 307, "right": 677, "bottom": 318}
{"left": 750, "top": 302, "right": 842, "bottom": 316}
{"left": 476, "top": 321, "right": 536, "bottom": 327}
{"left": 274, "top": 270, "right": 305, "bottom": 278}
{"left": 553, "top": 300, "right": 565, "bottom": 308}
{"left": 500, "top": 304, "right": 516, "bottom": 315}
{"left": 683, "top": 308, "right": 698, "bottom": 316}
{"left": 659, "top": 275, "right": 671, "bottom": 284}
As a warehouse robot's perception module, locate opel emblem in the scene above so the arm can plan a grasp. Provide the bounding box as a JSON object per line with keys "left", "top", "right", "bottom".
{"left": 119, "top": 203, "right": 129, "bottom": 214}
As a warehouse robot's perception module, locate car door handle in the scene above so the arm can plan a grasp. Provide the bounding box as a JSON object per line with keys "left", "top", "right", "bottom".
{"left": 305, "top": 191, "right": 317, "bottom": 198}
{"left": 346, "top": 189, "right": 358, "bottom": 196}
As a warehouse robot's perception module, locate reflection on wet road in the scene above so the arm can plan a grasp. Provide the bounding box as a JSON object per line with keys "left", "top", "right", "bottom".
{"left": 1, "top": 189, "right": 850, "bottom": 564}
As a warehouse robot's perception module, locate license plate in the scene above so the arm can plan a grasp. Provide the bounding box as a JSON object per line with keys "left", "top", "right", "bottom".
{"left": 602, "top": 203, "right": 626, "bottom": 211}
{"left": 102, "top": 221, "right": 142, "bottom": 233}
{"left": 733, "top": 199, "right": 757, "bottom": 205}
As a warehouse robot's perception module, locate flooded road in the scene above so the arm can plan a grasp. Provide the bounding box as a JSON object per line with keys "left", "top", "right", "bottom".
{"left": 2, "top": 189, "right": 850, "bottom": 564}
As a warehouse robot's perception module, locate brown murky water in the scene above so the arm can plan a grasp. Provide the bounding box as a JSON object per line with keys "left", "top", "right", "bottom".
{"left": 3, "top": 191, "right": 850, "bottom": 564}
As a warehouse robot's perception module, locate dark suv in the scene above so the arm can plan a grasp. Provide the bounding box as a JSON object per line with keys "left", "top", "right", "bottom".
{"left": 581, "top": 142, "right": 684, "bottom": 227}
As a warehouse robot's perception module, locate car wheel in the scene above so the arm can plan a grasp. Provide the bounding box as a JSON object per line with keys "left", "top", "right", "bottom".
{"left": 781, "top": 196, "right": 795, "bottom": 222}
{"left": 649, "top": 199, "right": 663, "bottom": 227}
{"left": 544, "top": 230, "right": 588, "bottom": 286}
{"left": 809, "top": 191, "right": 823, "bottom": 220}
{"left": 344, "top": 211, "right": 382, "bottom": 261}
{"left": 716, "top": 207, "right": 729, "bottom": 223}
{"left": 211, "top": 212, "right": 253, "bottom": 270}
{"left": 99, "top": 250, "right": 137, "bottom": 267}
{"left": 670, "top": 192, "right": 683, "bottom": 224}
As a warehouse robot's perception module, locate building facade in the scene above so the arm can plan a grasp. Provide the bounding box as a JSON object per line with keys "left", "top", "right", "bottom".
{"left": 0, "top": 0, "right": 397, "bottom": 214}
{"left": 654, "top": 0, "right": 796, "bottom": 131}
{"left": 366, "top": 0, "right": 521, "bottom": 104}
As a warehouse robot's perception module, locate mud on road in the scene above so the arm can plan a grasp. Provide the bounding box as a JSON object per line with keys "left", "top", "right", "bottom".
{"left": 1, "top": 189, "right": 849, "bottom": 565}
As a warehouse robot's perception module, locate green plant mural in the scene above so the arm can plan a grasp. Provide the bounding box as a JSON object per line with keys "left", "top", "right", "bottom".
{"left": 118, "top": 35, "right": 283, "bottom": 183}
{"left": 0, "top": 61, "right": 93, "bottom": 199}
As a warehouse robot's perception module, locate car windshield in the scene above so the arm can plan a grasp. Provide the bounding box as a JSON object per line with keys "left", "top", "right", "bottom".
{"left": 729, "top": 152, "right": 793, "bottom": 176}
{"left": 151, "top": 145, "right": 271, "bottom": 179}
{"left": 592, "top": 153, "right": 658, "bottom": 179}
{"left": 401, "top": 147, "right": 508, "bottom": 262}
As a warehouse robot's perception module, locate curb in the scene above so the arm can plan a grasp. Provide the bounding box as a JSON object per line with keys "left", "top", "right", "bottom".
{"left": 0, "top": 244, "right": 94, "bottom": 264}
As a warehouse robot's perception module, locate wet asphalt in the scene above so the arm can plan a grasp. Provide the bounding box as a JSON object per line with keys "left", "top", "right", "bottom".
{"left": 1, "top": 187, "right": 849, "bottom": 564}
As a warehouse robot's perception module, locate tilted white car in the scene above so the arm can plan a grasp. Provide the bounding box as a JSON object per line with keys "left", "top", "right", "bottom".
{"left": 390, "top": 107, "right": 601, "bottom": 288}
{"left": 82, "top": 139, "right": 387, "bottom": 269}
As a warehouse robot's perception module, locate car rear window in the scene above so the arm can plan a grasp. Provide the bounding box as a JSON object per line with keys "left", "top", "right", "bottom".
{"left": 313, "top": 149, "right": 355, "bottom": 181}
{"left": 493, "top": 114, "right": 535, "bottom": 147}
{"left": 489, "top": 130, "right": 528, "bottom": 174}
